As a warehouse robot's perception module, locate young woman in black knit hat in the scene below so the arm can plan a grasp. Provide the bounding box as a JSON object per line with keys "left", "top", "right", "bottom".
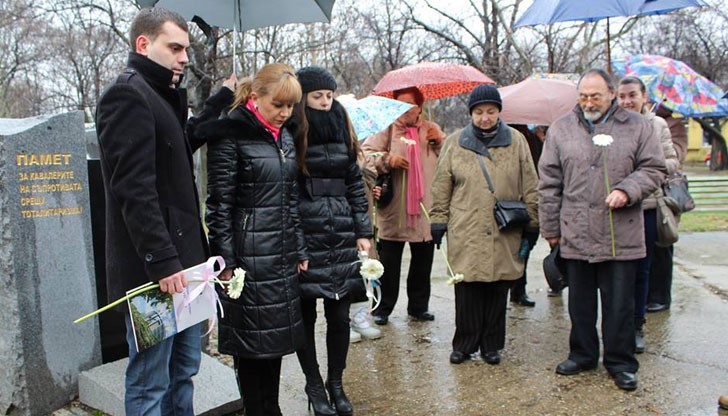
{"left": 292, "top": 66, "right": 374, "bottom": 416}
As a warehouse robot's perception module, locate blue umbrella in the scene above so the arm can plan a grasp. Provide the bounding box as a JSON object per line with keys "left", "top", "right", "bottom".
{"left": 514, "top": 0, "right": 706, "bottom": 67}
{"left": 337, "top": 95, "right": 414, "bottom": 141}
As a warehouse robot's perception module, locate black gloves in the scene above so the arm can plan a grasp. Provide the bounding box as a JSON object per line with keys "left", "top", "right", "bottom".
{"left": 431, "top": 223, "right": 447, "bottom": 249}
{"left": 522, "top": 226, "right": 540, "bottom": 251}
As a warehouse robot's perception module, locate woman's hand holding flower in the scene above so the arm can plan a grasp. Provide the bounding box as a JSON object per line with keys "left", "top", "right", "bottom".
{"left": 388, "top": 154, "right": 409, "bottom": 170}
{"left": 218, "top": 268, "right": 233, "bottom": 281}
{"left": 356, "top": 238, "right": 371, "bottom": 253}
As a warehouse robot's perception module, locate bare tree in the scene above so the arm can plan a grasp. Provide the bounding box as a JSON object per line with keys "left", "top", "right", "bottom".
{"left": 0, "top": 0, "right": 50, "bottom": 117}
{"left": 405, "top": 0, "right": 534, "bottom": 84}
{"left": 41, "top": 3, "right": 127, "bottom": 121}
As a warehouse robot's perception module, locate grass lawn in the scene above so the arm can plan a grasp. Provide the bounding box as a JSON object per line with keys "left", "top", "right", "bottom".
{"left": 679, "top": 210, "right": 728, "bottom": 232}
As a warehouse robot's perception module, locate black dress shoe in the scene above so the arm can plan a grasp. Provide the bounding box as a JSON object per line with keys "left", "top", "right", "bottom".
{"left": 613, "top": 372, "right": 638, "bottom": 391}
{"left": 449, "top": 351, "right": 466, "bottom": 364}
{"left": 409, "top": 311, "right": 435, "bottom": 321}
{"left": 646, "top": 302, "right": 669, "bottom": 313}
{"left": 511, "top": 294, "right": 536, "bottom": 307}
{"left": 372, "top": 315, "right": 388, "bottom": 325}
{"left": 555, "top": 359, "right": 597, "bottom": 376}
{"left": 547, "top": 288, "right": 562, "bottom": 297}
{"left": 483, "top": 351, "right": 500, "bottom": 365}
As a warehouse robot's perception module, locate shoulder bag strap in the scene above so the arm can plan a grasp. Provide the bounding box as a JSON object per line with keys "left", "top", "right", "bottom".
{"left": 387, "top": 125, "right": 394, "bottom": 151}
{"left": 476, "top": 154, "right": 496, "bottom": 196}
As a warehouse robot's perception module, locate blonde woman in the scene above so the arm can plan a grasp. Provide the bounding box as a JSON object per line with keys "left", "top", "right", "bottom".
{"left": 197, "top": 63, "right": 307, "bottom": 416}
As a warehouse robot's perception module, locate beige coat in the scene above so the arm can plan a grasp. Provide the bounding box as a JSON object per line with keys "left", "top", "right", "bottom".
{"left": 430, "top": 123, "right": 539, "bottom": 283}
{"left": 538, "top": 104, "right": 667, "bottom": 263}
{"left": 362, "top": 118, "right": 446, "bottom": 242}
{"left": 642, "top": 111, "right": 679, "bottom": 210}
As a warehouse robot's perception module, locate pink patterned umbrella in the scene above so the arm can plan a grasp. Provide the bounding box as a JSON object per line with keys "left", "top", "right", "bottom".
{"left": 372, "top": 62, "right": 495, "bottom": 101}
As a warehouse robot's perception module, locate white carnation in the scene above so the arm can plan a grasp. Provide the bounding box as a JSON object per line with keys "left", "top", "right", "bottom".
{"left": 592, "top": 134, "right": 614, "bottom": 147}
{"left": 360, "top": 258, "right": 384, "bottom": 280}
{"left": 227, "top": 268, "right": 246, "bottom": 299}
{"left": 447, "top": 273, "right": 464, "bottom": 285}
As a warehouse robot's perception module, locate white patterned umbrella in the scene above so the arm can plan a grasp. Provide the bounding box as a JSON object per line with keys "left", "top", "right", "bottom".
{"left": 337, "top": 95, "right": 415, "bottom": 141}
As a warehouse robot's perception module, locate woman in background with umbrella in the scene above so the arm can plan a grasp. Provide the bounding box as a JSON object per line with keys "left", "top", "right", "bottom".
{"left": 429, "top": 85, "right": 539, "bottom": 365}
{"left": 362, "top": 87, "right": 446, "bottom": 326}
{"left": 291, "top": 66, "right": 373, "bottom": 416}
{"left": 199, "top": 63, "right": 307, "bottom": 416}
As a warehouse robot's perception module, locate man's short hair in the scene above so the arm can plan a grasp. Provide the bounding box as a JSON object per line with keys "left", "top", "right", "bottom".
{"left": 578, "top": 68, "right": 616, "bottom": 92}
{"left": 129, "top": 7, "right": 189, "bottom": 50}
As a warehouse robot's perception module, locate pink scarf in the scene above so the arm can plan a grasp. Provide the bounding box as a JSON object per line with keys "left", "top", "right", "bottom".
{"left": 404, "top": 127, "right": 425, "bottom": 226}
{"left": 246, "top": 99, "right": 281, "bottom": 140}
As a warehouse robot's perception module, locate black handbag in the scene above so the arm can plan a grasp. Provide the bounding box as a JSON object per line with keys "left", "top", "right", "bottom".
{"left": 375, "top": 129, "right": 395, "bottom": 208}
{"left": 662, "top": 172, "right": 695, "bottom": 213}
{"left": 375, "top": 172, "right": 394, "bottom": 208}
{"left": 493, "top": 200, "right": 531, "bottom": 230}
{"left": 476, "top": 154, "right": 531, "bottom": 230}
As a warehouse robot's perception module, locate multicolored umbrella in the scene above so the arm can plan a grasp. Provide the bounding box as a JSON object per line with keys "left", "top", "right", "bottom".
{"left": 372, "top": 62, "right": 495, "bottom": 101}
{"left": 337, "top": 95, "right": 415, "bottom": 140}
{"left": 612, "top": 54, "right": 728, "bottom": 117}
{"left": 498, "top": 77, "right": 578, "bottom": 125}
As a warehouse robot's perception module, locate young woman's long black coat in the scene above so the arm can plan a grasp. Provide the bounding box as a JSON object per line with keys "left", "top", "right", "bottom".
{"left": 198, "top": 107, "right": 307, "bottom": 359}
{"left": 296, "top": 102, "right": 373, "bottom": 301}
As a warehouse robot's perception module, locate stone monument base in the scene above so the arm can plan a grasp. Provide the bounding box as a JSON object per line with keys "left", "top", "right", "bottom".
{"left": 78, "top": 353, "right": 243, "bottom": 415}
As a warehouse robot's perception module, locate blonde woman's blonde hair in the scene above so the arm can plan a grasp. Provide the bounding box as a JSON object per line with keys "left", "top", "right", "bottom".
{"left": 230, "top": 63, "right": 302, "bottom": 111}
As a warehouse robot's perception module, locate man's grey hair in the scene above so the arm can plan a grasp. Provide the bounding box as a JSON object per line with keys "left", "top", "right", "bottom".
{"left": 578, "top": 68, "right": 616, "bottom": 92}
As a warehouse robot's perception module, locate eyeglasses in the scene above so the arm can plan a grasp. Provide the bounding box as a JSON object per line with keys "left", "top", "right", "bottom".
{"left": 578, "top": 93, "right": 607, "bottom": 104}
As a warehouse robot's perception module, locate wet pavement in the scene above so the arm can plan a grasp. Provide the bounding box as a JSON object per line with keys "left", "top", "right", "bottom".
{"left": 58, "top": 232, "right": 728, "bottom": 415}
{"left": 271, "top": 232, "right": 728, "bottom": 416}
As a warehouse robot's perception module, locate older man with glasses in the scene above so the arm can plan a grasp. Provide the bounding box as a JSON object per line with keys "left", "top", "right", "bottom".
{"left": 538, "top": 68, "right": 666, "bottom": 391}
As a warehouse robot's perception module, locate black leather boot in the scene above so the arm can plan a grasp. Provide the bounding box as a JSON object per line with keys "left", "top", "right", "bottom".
{"left": 326, "top": 378, "right": 353, "bottom": 416}
{"left": 305, "top": 380, "right": 336, "bottom": 416}
{"left": 297, "top": 349, "right": 336, "bottom": 416}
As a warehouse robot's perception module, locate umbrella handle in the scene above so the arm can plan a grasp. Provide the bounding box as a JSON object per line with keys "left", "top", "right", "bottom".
{"left": 233, "top": 27, "right": 238, "bottom": 76}
{"left": 232, "top": 1, "right": 240, "bottom": 76}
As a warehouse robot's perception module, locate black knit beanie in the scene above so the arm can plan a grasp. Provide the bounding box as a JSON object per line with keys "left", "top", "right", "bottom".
{"left": 468, "top": 84, "right": 502, "bottom": 113}
{"left": 296, "top": 66, "right": 337, "bottom": 94}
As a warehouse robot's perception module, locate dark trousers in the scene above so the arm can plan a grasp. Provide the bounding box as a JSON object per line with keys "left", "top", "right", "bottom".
{"left": 648, "top": 245, "right": 674, "bottom": 306}
{"left": 565, "top": 259, "right": 639, "bottom": 375}
{"left": 375, "top": 239, "right": 435, "bottom": 317}
{"left": 636, "top": 209, "right": 657, "bottom": 323}
{"left": 297, "top": 297, "right": 351, "bottom": 380}
{"left": 452, "top": 280, "right": 511, "bottom": 354}
{"left": 509, "top": 250, "right": 531, "bottom": 299}
{"left": 233, "top": 356, "right": 283, "bottom": 416}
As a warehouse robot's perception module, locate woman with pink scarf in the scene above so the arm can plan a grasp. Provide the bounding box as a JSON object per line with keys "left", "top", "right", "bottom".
{"left": 362, "top": 87, "right": 446, "bottom": 326}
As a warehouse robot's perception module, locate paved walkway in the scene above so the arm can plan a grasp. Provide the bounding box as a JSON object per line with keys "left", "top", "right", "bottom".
{"left": 55, "top": 231, "right": 728, "bottom": 415}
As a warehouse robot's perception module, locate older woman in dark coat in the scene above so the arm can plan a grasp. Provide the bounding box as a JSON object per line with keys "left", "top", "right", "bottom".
{"left": 199, "top": 63, "right": 307, "bottom": 416}
{"left": 291, "top": 66, "right": 373, "bottom": 416}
